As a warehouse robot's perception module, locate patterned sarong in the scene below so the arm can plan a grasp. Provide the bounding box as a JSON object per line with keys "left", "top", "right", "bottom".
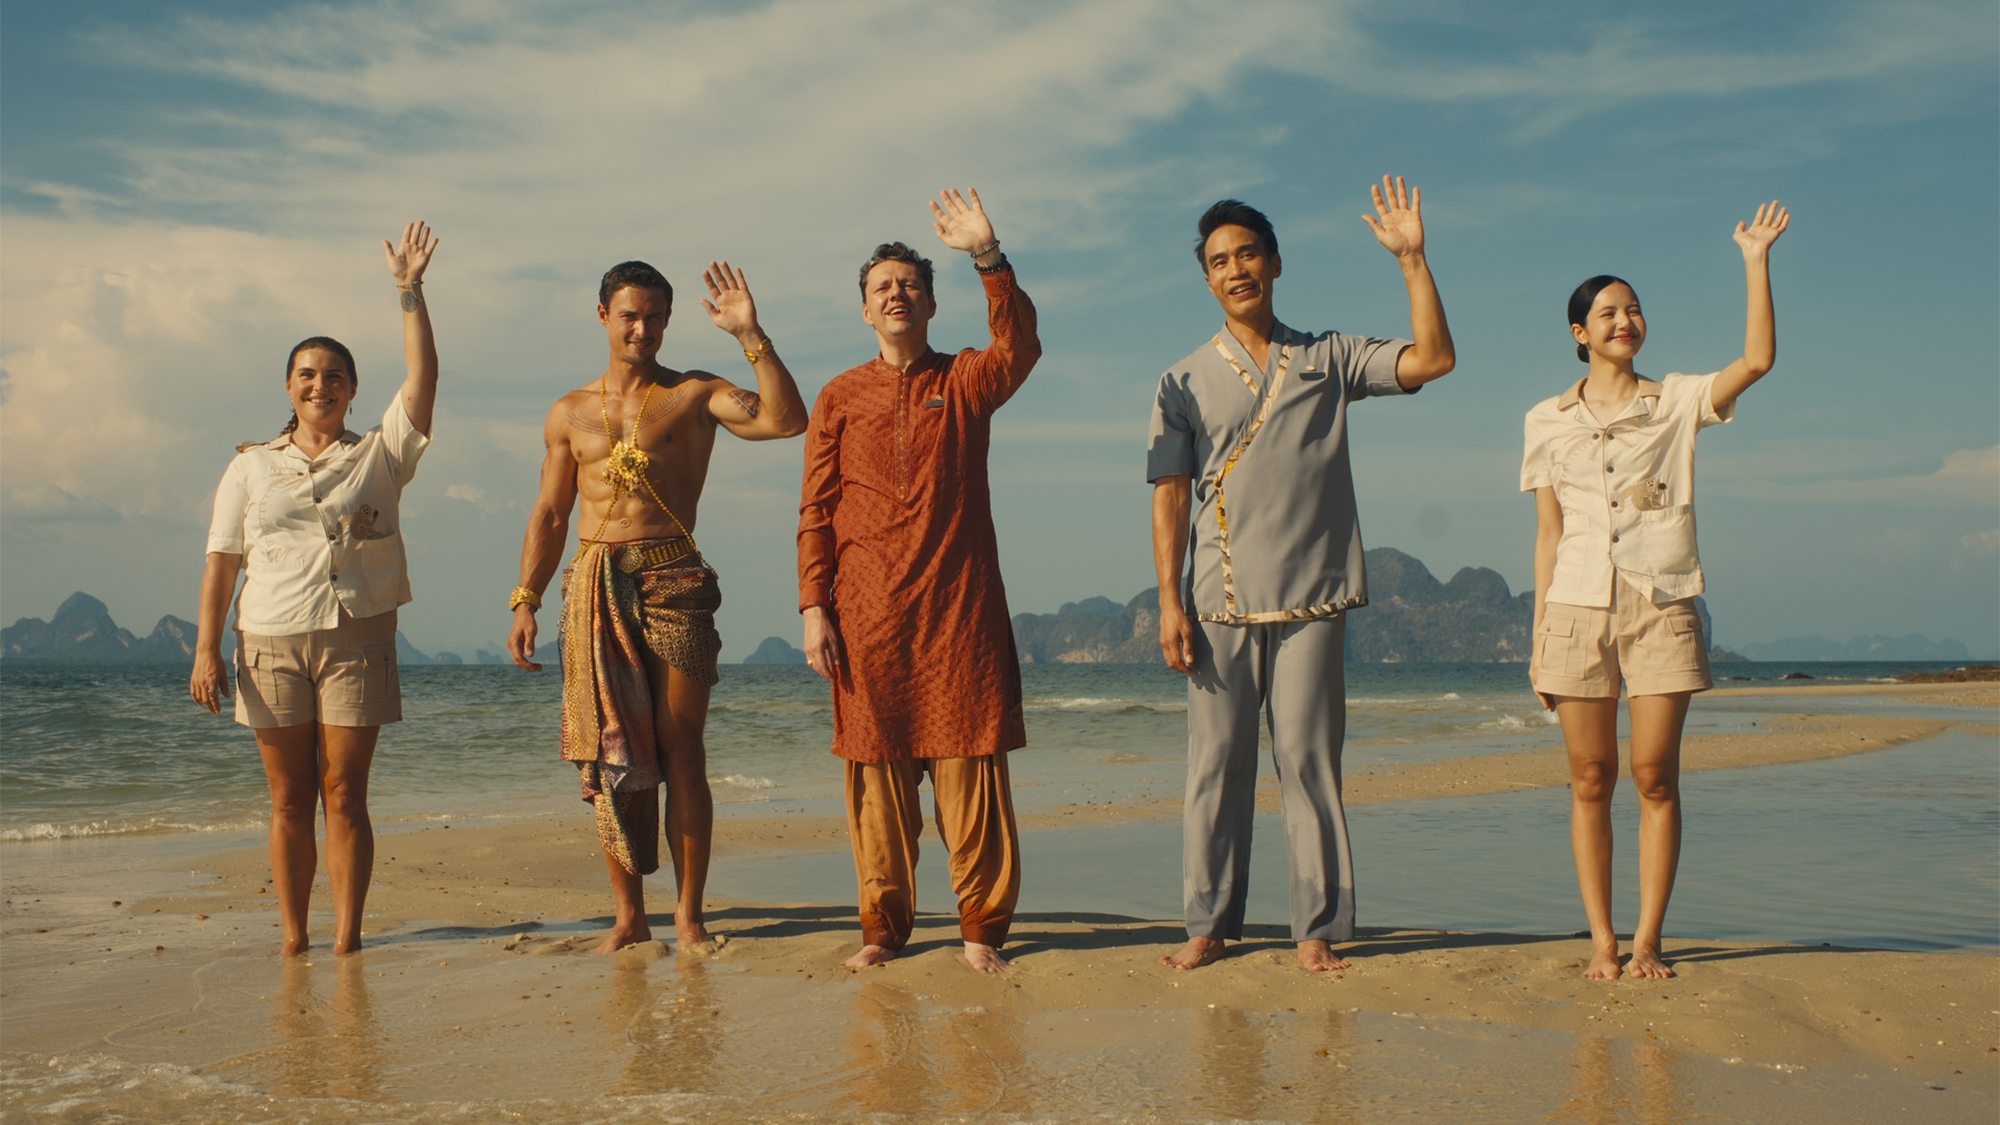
{"left": 558, "top": 538, "right": 721, "bottom": 875}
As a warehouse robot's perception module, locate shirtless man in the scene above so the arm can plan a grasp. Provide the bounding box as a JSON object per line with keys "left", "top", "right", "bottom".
{"left": 507, "top": 259, "right": 807, "bottom": 953}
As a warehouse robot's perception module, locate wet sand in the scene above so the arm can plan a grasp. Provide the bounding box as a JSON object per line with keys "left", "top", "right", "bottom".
{"left": 3, "top": 683, "right": 1995, "bottom": 1122}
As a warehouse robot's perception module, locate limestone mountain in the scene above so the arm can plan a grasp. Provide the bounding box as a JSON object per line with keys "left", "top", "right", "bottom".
{"left": 1, "top": 593, "right": 199, "bottom": 662}
{"left": 1012, "top": 548, "right": 1716, "bottom": 665}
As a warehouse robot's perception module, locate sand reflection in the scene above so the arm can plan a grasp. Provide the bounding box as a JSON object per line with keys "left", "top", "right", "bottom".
{"left": 611, "top": 956, "right": 724, "bottom": 1095}
{"left": 1548, "top": 1034, "right": 1691, "bottom": 1124}
{"left": 268, "top": 956, "right": 383, "bottom": 1100}
{"left": 1183, "top": 1005, "right": 1270, "bottom": 1119}
{"left": 833, "top": 981, "right": 1032, "bottom": 1116}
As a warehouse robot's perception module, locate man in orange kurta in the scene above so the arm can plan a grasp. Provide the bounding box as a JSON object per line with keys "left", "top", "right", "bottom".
{"left": 798, "top": 188, "right": 1040, "bottom": 974}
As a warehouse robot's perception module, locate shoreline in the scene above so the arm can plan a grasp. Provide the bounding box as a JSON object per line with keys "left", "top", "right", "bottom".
{"left": 3, "top": 681, "right": 1994, "bottom": 1121}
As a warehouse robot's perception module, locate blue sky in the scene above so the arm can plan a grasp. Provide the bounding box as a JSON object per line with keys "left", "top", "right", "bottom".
{"left": 3, "top": 0, "right": 1995, "bottom": 659}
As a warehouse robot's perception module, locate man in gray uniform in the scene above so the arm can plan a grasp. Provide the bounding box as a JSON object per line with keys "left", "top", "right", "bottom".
{"left": 1148, "top": 178, "right": 1457, "bottom": 971}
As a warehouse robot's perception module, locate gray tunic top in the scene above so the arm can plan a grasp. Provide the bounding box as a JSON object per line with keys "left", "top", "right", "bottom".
{"left": 1146, "top": 322, "right": 1412, "bottom": 624}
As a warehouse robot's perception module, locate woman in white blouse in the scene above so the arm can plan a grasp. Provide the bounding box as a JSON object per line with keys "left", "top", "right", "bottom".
{"left": 189, "top": 222, "right": 440, "bottom": 956}
{"left": 1521, "top": 202, "right": 1789, "bottom": 981}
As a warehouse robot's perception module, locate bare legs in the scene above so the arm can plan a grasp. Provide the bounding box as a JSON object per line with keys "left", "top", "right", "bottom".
{"left": 1555, "top": 692, "right": 1689, "bottom": 980}
{"left": 255, "top": 723, "right": 380, "bottom": 956}
{"left": 596, "top": 660, "right": 714, "bottom": 954}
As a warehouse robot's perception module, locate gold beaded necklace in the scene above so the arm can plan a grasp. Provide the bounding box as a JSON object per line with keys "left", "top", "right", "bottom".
{"left": 590, "top": 374, "right": 695, "bottom": 548}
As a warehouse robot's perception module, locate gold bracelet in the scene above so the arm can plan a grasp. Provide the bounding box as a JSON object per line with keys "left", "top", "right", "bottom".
{"left": 742, "top": 335, "right": 774, "bottom": 364}
{"left": 509, "top": 586, "right": 542, "bottom": 611}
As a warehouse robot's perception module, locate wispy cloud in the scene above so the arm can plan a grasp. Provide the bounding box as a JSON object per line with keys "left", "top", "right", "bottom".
{"left": 1708, "top": 444, "right": 2000, "bottom": 508}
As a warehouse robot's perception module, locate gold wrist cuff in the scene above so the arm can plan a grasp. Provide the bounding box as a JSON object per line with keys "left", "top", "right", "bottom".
{"left": 742, "top": 335, "right": 774, "bottom": 364}
{"left": 509, "top": 586, "right": 542, "bottom": 611}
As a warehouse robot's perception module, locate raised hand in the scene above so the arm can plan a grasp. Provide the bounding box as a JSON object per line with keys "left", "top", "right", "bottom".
{"left": 699, "top": 261, "right": 763, "bottom": 343}
{"left": 930, "top": 187, "right": 997, "bottom": 254}
{"left": 1360, "top": 176, "right": 1425, "bottom": 260}
{"left": 1732, "top": 200, "right": 1789, "bottom": 259}
{"left": 382, "top": 220, "right": 439, "bottom": 285}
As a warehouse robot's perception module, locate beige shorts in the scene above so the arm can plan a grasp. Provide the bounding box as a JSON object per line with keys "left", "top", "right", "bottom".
{"left": 1531, "top": 575, "right": 1711, "bottom": 699}
{"left": 235, "top": 609, "right": 402, "bottom": 729}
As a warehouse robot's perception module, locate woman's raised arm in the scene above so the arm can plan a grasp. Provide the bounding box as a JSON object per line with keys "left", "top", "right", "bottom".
{"left": 1711, "top": 201, "right": 1790, "bottom": 412}
{"left": 383, "top": 221, "right": 441, "bottom": 434}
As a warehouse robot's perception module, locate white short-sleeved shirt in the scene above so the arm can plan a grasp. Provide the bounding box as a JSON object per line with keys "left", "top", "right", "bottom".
{"left": 1520, "top": 372, "right": 1732, "bottom": 608}
{"left": 1147, "top": 321, "right": 1412, "bottom": 623}
{"left": 207, "top": 395, "right": 430, "bottom": 635}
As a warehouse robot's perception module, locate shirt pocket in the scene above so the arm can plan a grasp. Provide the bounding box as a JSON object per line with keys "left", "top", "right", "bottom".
{"left": 1640, "top": 503, "right": 1699, "bottom": 574}
{"left": 351, "top": 531, "right": 404, "bottom": 594}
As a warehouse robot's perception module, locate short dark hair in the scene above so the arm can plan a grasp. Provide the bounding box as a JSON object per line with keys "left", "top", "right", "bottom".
{"left": 598, "top": 260, "right": 673, "bottom": 314}
{"left": 1566, "top": 275, "right": 1637, "bottom": 362}
{"left": 1194, "top": 200, "right": 1279, "bottom": 265}
{"left": 857, "top": 242, "right": 934, "bottom": 298}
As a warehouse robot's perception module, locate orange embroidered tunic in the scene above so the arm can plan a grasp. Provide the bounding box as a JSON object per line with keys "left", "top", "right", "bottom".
{"left": 797, "top": 268, "right": 1041, "bottom": 764}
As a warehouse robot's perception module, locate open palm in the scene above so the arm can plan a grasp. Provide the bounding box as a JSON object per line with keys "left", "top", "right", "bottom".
{"left": 382, "top": 220, "right": 439, "bottom": 284}
{"left": 1732, "top": 200, "right": 1789, "bottom": 257}
{"left": 1360, "top": 176, "right": 1425, "bottom": 259}
{"left": 931, "top": 187, "right": 996, "bottom": 253}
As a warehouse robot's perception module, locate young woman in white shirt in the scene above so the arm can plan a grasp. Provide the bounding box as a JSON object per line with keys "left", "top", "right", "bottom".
{"left": 1521, "top": 202, "right": 1789, "bottom": 980}
{"left": 188, "top": 222, "right": 440, "bottom": 956}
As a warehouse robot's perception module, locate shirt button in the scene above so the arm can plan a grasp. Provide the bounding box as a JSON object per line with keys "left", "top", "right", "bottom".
{"left": 330, "top": 573, "right": 338, "bottom": 581}
{"left": 1606, "top": 465, "right": 1615, "bottom": 472}
{"left": 327, "top": 532, "right": 337, "bottom": 541}
{"left": 1611, "top": 501, "right": 1619, "bottom": 508}
{"left": 1610, "top": 535, "right": 1620, "bottom": 544}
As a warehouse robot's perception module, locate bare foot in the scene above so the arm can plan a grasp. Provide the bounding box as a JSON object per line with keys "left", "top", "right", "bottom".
{"left": 1296, "top": 939, "right": 1349, "bottom": 972}
{"left": 676, "top": 917, "right": 713, "bottom": 950}
{"left": 844, "top": 944, "right": 897, "bottom": 970}
{"left": 1582, "top": 938, "right": 1622, "bottom": 981}
{"left": 280, "top": 935, "right": 310, "bottom": 957}
{"left": 963, "top": 942, "right": 1007, "bottom": 974}
{"left": 331, "top": 936, "right": 363, "bottom": 956}
{"left": 594, "top": 921, "right": 652, "bottom": 954}
{"left": 1625, "top": 943, "right": 1674, "bottom": 980}
{"left": 1160, "top": 936, "right": 1226, "bottom": 971}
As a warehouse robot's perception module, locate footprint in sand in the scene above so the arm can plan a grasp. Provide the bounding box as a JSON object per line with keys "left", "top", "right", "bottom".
{"left": 502, "top": 933, "right": 598, "bottom": 956}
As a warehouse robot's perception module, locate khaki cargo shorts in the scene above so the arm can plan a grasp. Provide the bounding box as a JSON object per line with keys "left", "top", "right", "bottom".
{"left": 1531, "top": 575, "right": 1711, "bottom": 699}
{"left": 235, "top": 608, "right": 402, "bottom": 729}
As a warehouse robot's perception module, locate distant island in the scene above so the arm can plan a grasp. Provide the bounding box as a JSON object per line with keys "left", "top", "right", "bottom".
{"left": 743, "top": 636, "right": 809, "bottom": 664}
{"left": 5, "top": 552, "right": 1985, "bottom": 668}
{"left": 0, "top": 592, "right": 545, "bottom": 666}
{"left": 1011, "top": 547, "right": 1706, "bottom": 665}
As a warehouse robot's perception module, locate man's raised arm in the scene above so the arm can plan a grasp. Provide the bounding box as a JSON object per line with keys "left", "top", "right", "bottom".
{"left": 699, "top": 260, "right": 808, "bottom": 439}
{"left": 934, "top": 188, "right": 1042, "bottom": 413}
{"left": 1360, "top": 175, "right": 1455, "bottom": 390}
{"left": 507, "top": 403, "right": 581, "bottom": 671}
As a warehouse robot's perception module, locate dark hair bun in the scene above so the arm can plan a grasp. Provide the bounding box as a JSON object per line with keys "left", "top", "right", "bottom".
{"left": 1576, "top": 342, "right": 1589, "bottom": 363}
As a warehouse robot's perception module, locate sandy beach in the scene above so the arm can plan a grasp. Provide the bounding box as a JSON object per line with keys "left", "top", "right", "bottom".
{"left": 3, "top": 681, "right": 1995, "bottom": 1122}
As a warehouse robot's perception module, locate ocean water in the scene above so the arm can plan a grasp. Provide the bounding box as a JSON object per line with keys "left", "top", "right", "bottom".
{"left": 0, "top": 658, "right": 1980, "bottom": 840}
{"left": 3, "top": 658, "right": 1994, "bottom": 952}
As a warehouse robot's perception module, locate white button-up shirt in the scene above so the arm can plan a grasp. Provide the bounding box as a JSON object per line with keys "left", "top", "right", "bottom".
{"left": 1520, "top": 372, "right": 1731, "bottom": 608}
{"left": 206, "top": 396, "right": 429, "bottom": 635}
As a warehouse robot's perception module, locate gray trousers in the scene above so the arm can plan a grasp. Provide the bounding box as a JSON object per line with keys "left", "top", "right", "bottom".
{"left": 1183, "top": 616, "right": 1354, "bottom": 943}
